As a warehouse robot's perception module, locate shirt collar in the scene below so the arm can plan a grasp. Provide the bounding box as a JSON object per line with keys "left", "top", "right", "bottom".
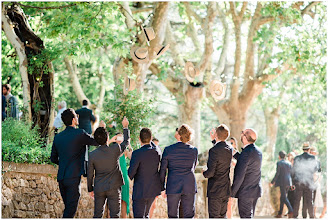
{"left": 82, "top": 106, "right": 88, "bottom": 108}
{"left": 242, "top": 143, "right": 253, "bottom": 149}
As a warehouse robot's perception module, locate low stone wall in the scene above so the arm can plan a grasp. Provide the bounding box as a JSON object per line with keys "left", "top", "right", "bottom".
{"left": 2, "top": 162, "right": 273, "bottom": 218}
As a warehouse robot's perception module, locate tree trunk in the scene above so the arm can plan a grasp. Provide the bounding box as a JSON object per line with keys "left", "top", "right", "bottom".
{"left": 3, "top": 3, "right": 54, "bottom": 140}
{"left": 264, "top": 108, "right": 280, "bottom": 160}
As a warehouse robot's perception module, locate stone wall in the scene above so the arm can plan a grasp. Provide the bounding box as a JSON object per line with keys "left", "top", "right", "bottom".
{"left": 2, "top": 162, "right": 273, "bottom": 218}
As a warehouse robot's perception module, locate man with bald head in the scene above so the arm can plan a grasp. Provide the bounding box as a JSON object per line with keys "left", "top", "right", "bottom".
{"left": 231, "top": 128, "right": 262, "bottom": 218}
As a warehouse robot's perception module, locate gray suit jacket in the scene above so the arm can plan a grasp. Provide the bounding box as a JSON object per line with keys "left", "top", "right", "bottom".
{"left": 87, "top": 128, "right": 130, "bottom": 193}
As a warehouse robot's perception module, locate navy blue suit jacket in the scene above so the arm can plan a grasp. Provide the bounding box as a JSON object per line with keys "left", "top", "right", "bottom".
{"left": 159, "top": 142, "right": 198, "bottom": 195}
{"left": 76, "top": 107, "right": 96, "bottom": 134}
{"left": 292, "top": 152, "right": 320, "bottom": 187}
{"left": 51, "top": 126, "right": 98, "bottom": 181}
{"left": 231, "top": 143, "right": 262, "bottom": 198}
{"left": 271, "top": 159, "right": 292, "bottom": 187}
{"left": 128, "top": 142, "right": 163, "bottom": 200}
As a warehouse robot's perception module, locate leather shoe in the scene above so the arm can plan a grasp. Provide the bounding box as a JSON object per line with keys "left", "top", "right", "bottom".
{"left": 288, "top": 212, "right": 294, "bottom": 218}
{"left": 275, "top": 214, "right": 283, "bottom": 218}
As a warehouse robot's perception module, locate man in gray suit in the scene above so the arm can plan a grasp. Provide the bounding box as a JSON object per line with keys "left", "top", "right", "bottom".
{"left": 87, "top": 117, "right": 130, "bottom": 218}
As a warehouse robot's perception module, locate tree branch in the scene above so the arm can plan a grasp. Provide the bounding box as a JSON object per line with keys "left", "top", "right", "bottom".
{"left": 16, "top": 2, "right": 77, "bottom": 10}
{"left": 301, "top": 1, "right": 320, "bottom": 18}
{"left": 184, "top": 2, "right": 204, "bottom": 24}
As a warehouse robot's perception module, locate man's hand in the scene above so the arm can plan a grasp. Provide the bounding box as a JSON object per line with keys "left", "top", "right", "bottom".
{"left": 210, "top": 128, "right": 216, "bottom": 140}
{"left": 107, "top": 135, "right": 118, "bottom": 145}
{"left": 290, "top": 185, "right": 295, "bottom": 191}
{"left": 99, "top": 120, "right": 106, "bottom": 128}
{"left": 89, "top": 191, "right": 94, "bottom": 199}
{"left": 270, "top": 183, "right": 274, "bottom": 187}
{"left": 122, "top": 116, "right": 129, "bottom": 128}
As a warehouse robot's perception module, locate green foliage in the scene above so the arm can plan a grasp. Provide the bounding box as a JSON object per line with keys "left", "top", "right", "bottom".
{"left": 102, "top": 81, "right": 156, "bottom": 149}
{"left": 2, "top": 118, "right": 52, "bottom": 164}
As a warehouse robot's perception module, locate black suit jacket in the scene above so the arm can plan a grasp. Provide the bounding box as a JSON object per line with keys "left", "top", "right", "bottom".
{"left": 159, "top": 142, "right": 198, "bottom": 195}
{"left": 50, "top": 126, "right": 98, "bottom": 181}
{"left": 128, "top": 142, "right": 162, "bottom": 200}
{"left": 76, "top": 107, "right": 96, "bottom": 134}
{"left": 292, "top": 152, "right": 319, "bottom": 188}
{"left": 2, "top": 95, "right": 6, "bottom": 121}
{"left": 87, "top": 128, "right": 130, "bottom": 193}
{"left": 231, "top": 143, "right": 262, "bottom": 198}
{"left": 203, "top": 141, "right": 233, "bottom": 198}
{"left": 271, "top": 159, "right": 292, "bottom": 187}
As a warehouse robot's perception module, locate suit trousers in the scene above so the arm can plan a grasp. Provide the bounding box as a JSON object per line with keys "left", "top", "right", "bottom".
{"left": 293, "top": 184, "right": 314, "bottom": 218}
{"left": 302, "top": 189, "right": 317, "bottom": 218}
{"left": 208, "top": 197, "right": 229, "bottom": 218}
{"left": 278, "top": 186, "right": 293, "bottom": 215}
{"left": 58, "top": 176, "right": 81, "bottom": 218}
{"left": 287, "top": 189, "right": 295, "bottom": 210}
{"left": 167, "top": 193, "right": 196, "bottom": 218}
{"left": 133, "top": 197, "right": 156, "bottom": 218}
{"left": 237, "top": 197, "right": 258, "bottom": 218}
{"left": 94, "top": 188, "right": 121, "bottom": 218}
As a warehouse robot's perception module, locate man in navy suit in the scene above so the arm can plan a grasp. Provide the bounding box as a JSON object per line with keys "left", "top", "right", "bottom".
{"left": 270, "top": 151, "right": 293, "bottom": 218}
{"left": 159, "top": 124, "right": 198, "bottom": 218}
{"left": 203, "top": 124, "right": 233, "bottom": 218}
{"left": 128, "top": 128, "right": 163, "bottom": 218}
{"left": 76, "top": 100, "right": 96, "bottom": 134}
{"left": 231, "top": 128, "right": 262, "bottom": 218}
{"left": 50, "top": 108, "right": 100, "bottom": 218}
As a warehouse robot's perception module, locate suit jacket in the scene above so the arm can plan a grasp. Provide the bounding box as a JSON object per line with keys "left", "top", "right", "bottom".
{"left": 159, "top": 142, "right": 198, "bottom": 195}
{"left": 292, "top": 152, "right": 319, "bottom": 188}
{"left": 128, "top": 142, "right": 162, "bottom": 200}
{"left": 76, "top": 107, "right": 96, "bottom": 134}
{"left": 2, "top": 95, "right": 6, "bottom": 121}
{"left": 231, "top": 143, "right": 262, "bottom": 199}
{"left": 203, "top": 141, "right": 233, "bottom": 198}
{"left": 87, "top": 128, "right": 130, "bottom": 193}
{"left": 271, "top": 159, "right": 292, "bottom": 187}
{"left": 51, "top": 126, "right": 98, "bottom": 181}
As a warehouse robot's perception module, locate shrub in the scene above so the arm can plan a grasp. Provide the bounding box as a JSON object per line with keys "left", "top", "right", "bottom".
{"left": 2, "top": 118, "right": 52, "bottom": 164}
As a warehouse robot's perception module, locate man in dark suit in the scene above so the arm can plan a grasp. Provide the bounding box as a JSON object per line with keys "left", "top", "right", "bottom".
{"left": 87, "top": 117, "right": 130, "bottom": 218}
{"left": 231, "top": 128, "right": 262, "bottom": 218}
{"left": 270, "top": 151, "right": 293, "bottom": 218}
{"left": 2, "top": 94, "right": 6, "bottom": 121}
{"left": 159, "top": 124, "right": 198, "bottom": 218}
{"left": 76, "top": 99, "right": 96, "bottom": 134}
{"left": 128, "top": 128, "right": 163, "bottom": 218}
{"left": 203, "top": 124, "right": 233, "bottom": 218}
{"left": 292, "top": 142, "right": 320, "bottom": 219}
{"left": 50, "top": 108, "right": 100, "bottom": 218}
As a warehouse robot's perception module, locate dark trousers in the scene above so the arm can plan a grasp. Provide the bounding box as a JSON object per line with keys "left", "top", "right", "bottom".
{"left": 288, "top": 189, "right": 295, "bottom": 210}
{"left": 302, "top": 189, "right": 317, "bottom": 218}
{"left": 58, "top": 177, "right": 81, "bottom": 218}
{"left": 94, "top": 188, "right": 121, "bottom": 218}
{"left": 237, "top": 197, "right": 258, "bottom": 218}
{"left": 133, "top": 197, "right": 156, "bottom": 218}
{"left": 278, "top": 186, "right": 293, "bottom": 215}
{"left": 293, "top": 184, "right": 314, "bottom": 218}
{"left": 208, "top": 197, "right": 229, "bottom": 218}
{"left": 167, "top": 193, "right": 195, "bottom": 218}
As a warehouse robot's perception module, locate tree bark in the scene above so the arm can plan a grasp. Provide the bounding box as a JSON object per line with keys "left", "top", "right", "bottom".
{"left": 264, "top": 107, "right": 279, "bottom": 160}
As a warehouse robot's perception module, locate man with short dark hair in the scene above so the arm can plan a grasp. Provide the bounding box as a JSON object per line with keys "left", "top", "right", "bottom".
{"left": 231, "top": 128, "right": 262, "bottom": 218}
{"left": 203, "top": 124, "right": 233, "bottom": 218}
{"left": 76, "top": 99, "right": 96, "bottom": 134}
{"left": 128, "top": 128, "right": 163, "bottom": 218}
{"left": 292, "top": 142, "right": 320, "bottom": 219}
{"left": 270, "top": 151, "right": 293, "bottom": 218}
{"left": 50, "top": 108, "right": 100, "bottom": 218}
{"left": 159, "top": 124, "right": 198, "bottom": 218}
{"left": 2, "top": 84, "right": 19, "bottom": 119}
{"left": 87, "top": 117, "right": 130, "bottom": 218}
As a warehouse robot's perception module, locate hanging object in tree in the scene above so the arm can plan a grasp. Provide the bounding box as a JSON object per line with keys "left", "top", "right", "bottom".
{"left": 184, "top": 61, "right": 200, "bottom": 83}
{"left": 209, "top": 80, "right": 227, "bottom": 101}
{"left": 153, "top": 44, "right": 170, "bottom": 59}
{"left": 142, "top": 26, "right": 156, "bottom": 45}
{"left": 130, "top": 46, "right": 149, "bottom": 63}
{"left": 123, "top": 76, "right": 136, "bottom": 95}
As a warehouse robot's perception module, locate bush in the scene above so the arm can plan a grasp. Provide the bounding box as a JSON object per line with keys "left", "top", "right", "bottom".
{"left": 2, "top": 118, "right": 52, "bottom": 164}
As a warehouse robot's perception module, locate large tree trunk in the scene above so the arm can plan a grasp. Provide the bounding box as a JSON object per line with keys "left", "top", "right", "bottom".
{"left": 2, "top": 3, "right": 54, "bottom": 140}
{"left": 264, "top": 108, "right": 280, "bottom": 160}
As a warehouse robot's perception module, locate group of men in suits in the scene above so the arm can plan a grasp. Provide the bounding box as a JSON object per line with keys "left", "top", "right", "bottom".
{"left": 51, "top": 107, "right": 263, "bottom": 218}
{"left": 271, "top": 143, "right": 321, "bottom": 218}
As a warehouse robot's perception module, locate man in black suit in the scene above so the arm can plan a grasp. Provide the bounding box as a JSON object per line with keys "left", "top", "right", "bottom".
{"left": 231, "top": 128, "right": 262, "bottom": 218}
{"left": 128, "top": 128, "right": 163, "bottom": 218}
{"left": 87, "top": 117, "right": 130, "bottom": 218}
{"left": 270, "top": 151, "right": 293, "bottom": 218}
{"left": 203, "top": 124, "right": 233, "bottom": 218}
{"left": 50, "top": 108, "right": 100, "bottom": 218}
{"left": 159, "top": 124, "right": 198, "bottom": 218}
{"left": 76, "top": 100, "right": 96, "bottom": 134}
{"left": 2, "top": 94, "right": 6, "bottom": 121}
{"left": 292, "top": 142, "right": 320, "bottom": 219}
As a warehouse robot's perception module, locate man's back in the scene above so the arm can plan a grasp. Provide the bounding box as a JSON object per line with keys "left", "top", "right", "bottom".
{"left": 272, "top": 160, "right": 292, "bottom": 187}
{"left": 293, "top": 152, "right": 318, "bottom": 187}
{"left": 232, "top": 144, "right": 262, "bottom": 198}
{"left": 76, "top": 107, "right": 96, "bottom": 134}
{"left": 128, "top": 143, "right": 162, "bottom": 200}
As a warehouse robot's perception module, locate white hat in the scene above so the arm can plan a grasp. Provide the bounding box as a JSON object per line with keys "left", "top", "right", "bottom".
{"left": 123, "top": 76, "right": 136, "bottom": 95}
{"left": 142, "top": 26, "right": 156, "bottom": 42}
{"left": 153, "top": 44, "right": 170, "bottom": 59}
{"left": 184, "top": 61, "right": 200, "bottom": 83}
{"left": 209, "top": 80, "right": 227, "bottom": 100}
{"left": 130, "top": 46, "right": 149, "bottom": 64}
